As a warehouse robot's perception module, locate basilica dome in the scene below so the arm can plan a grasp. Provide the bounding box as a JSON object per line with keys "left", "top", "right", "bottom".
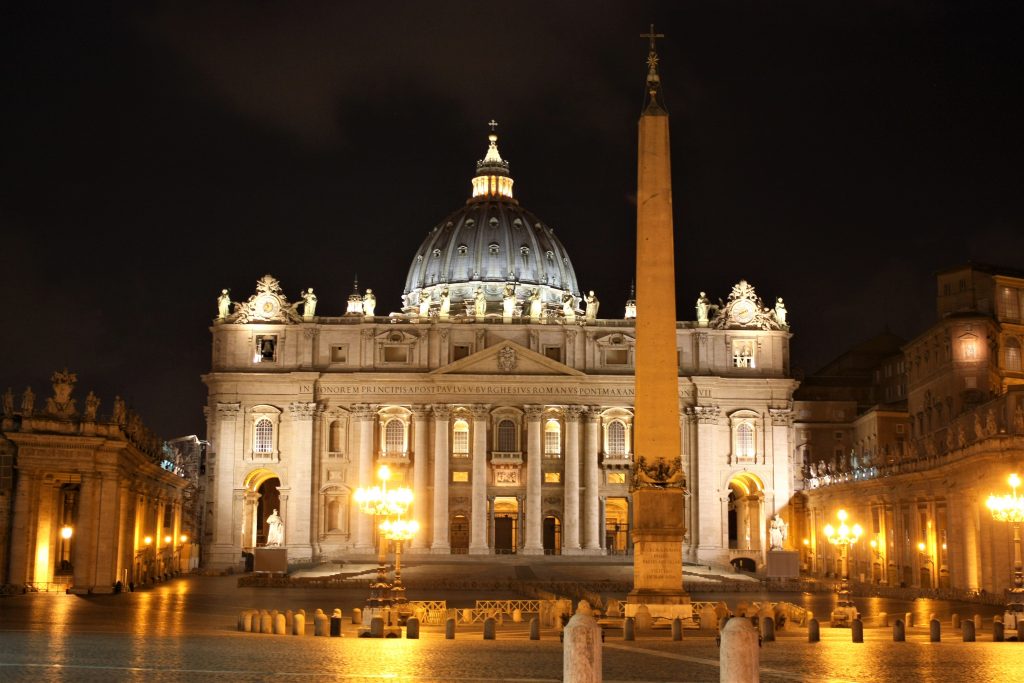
{"left": 402, "top": 127, "right": 581, "bottom": 316}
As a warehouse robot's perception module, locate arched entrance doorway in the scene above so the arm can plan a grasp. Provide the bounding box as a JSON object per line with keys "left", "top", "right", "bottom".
{"left": 493, "top": 497, "right": 519, "bottom": 554}
{"left": 450, "top": 514, "right": 469, "bottom": 554}
{"left": 241, "top": 469, "right": 281, "bottom": 550}
{"left": 542, "top": 515, "right": 561, "bottom": 555}
{"left": 726, "top": 472, "right": 765, "bottom": 551}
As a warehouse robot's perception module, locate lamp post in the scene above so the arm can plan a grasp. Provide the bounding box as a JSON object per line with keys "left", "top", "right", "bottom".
{"left": 986, "top": 473, "right": 1024, "bottom": 594}
{"left": 354, "top": 465, "right": 415, "bottom": 625}
{"left": 824, "top": 509, "right": 862, "bottom": 626}
{"left": 380, "top": 517, "right": 419, "bottom": 623}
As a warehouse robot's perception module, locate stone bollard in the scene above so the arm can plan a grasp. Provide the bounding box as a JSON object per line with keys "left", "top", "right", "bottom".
{"left": 530, "top": 617, "right": 540, "bottom": 640}
{"left": 273, "top": 612, "right": 287, "bottom": 635}
{"left": 330, "top": 609, "right": 343, "bottom": 637}
{"left": 719, "top": 618, "right": 759, "bottom": 683}
{"left": 260, "top": 611, "right": 273, "bottom": 634}
{"left": 624, "top": 617, "right": 635, "bottom": 641}
{"left": 973, "top": 614, "right": 982, "bottom": 631}
{"left": 563, "top": 602, "right": 602, "bottom": 683}
{"left": 930, "top": 619, "right": 941, "bottom": 642}
{"left": 285, "top": 609, "right": 294, "bottom": 627}
{"left": 851, "top": 619, "right": 863, "bottom": 643}
{"left": 904, "top": 612, "right": 913, "bottom": 629}
{"left": 314, "top": 611, "right": 328, "bottom": 636}
{"left": 929, "top": 612, "right": 936, "bottom": 625}
{"left": 718, "top": 616, "right": 730, "bottom": 632}
{"left": 406, "top": 617, "right": 420, "bottom": 639}
{"left": 513, "top": 608, "right": 523, "bottom": 623}
{"left": 352, "top": 608, "right": 362, "bottom": 626}
{"left": 370, "top": 616, "right": 384, "bottom": 638}
{"left": 237, "top": 610, "right": 248, "bottom": 632}
{"left": 239, "top": 609, "right": 256, "bottom": 632}
{"left": 893, "top": 619, "right": 905, "bottom": 642}
{"left": 292, "top": 612, "right": 305, "bottom": 636}
{"left": 483, "top": 617, "right": 496, "bottom": 640}
{"left": 963, "top": 620, "right": 976, "bottom": 642}
{"left": 877, "top": 612, "right": 888, "bottom": 628}
{"left": 808, "top": 618, "right": 820, "bottom": 643}
{"left": 761, "top": 616, "right": 775, "bottom": 643}
{"left": 634, "top": 605, "right": 652, "bottom": 632}
{"left": 445, "top": 617, "right": 456, "bottom": 639}
{"left": 462, "top": 608, "right": 473, "bottom": 624}
{"left": 951, "top": 613, "right": 960, "bottom": 629}
{"left": 994, "top": 621, "right": 1004, "bottom": 642}
{"left": 1016, "top": 621, "right": 1024, "bottom": 642}
{"left": 672, "top": 617, "right": 683, "bottom": 641}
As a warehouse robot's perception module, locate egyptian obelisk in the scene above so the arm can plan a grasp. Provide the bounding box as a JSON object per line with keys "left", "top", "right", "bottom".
{"left": 628, "top": 25, "right": 689, "bottom": 610}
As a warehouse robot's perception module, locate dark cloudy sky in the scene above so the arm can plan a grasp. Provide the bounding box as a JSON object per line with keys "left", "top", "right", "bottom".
{"left": 4, "top": 1, "right": 1023, "bottom": 439}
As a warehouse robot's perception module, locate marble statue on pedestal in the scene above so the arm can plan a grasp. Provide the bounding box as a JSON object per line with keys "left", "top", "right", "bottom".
{"left": 769, "top": 514, "right": 788, "bottom": 551}
{"left": 300, "top": 288, "right": 317, "bottom": 318}
{"left": 363, "top": 289, "right": 376, "bottom": 317}
{"left": 584, "top": 291, "right": 599, "bottom": 321}
{"left": 217, "top": 289, "right": 231, "bottom": 320}
{"left": 266, "top": 509, "right": 284, "bottom": 547}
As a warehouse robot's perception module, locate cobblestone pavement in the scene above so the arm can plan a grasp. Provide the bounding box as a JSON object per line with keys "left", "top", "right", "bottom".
{"left": 2, "top": 573, "right": 1024, "bottom": 682}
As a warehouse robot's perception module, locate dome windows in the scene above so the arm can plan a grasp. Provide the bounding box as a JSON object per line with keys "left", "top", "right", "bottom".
{"left": 489, "top": 217, "right": 499, "bottom": 228}
{"left": 457, "top": 245, "right": 468, "bottom": 255}
{"left": 488, "top": 243, "right": 500, "bottom": 255}
{"left": 433, "top": 249, "right": 442, "bottom": 258}
{"left": 520, "top": 246, "right": 530, "bottom": 256}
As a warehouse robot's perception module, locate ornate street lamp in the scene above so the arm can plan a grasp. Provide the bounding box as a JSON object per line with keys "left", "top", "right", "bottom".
{"left": 986, "top": 473, "right": 1024, "bottom": 593}
{"left": 354, "top": 465, "right": 415, "bottom": 625}
{"left": 824, "top": 509, "right": 862, "bottom": 626}
{"left": 380, "top": 517, "right": 419, "bottom": 622}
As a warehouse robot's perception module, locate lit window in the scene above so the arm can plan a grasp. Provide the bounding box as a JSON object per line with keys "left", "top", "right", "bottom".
{"left": 453, "top": 419, "right": 469, "bottom": 456}
{"left": 384, "top": 419, "right": 405, "bottom": 454}
{"left": 255, "top": 419, "right": 273, "bottom": 454}
{"left": 544, "top": 419, "right": 561, "bottom": 456}
{"left": 498, "top": 419, "right": 517, "bottom": 451}
{"left": 544, "top": 472, "right": 561, "bottom": 484}
{"left": 255, "top": 336, "right": 277, "bottom": 363}
{"left": 735, "top": 423, "right": 754, "bottom": 459}
{"left": 1006, "top": 338, "right": 1022, "bottom": 372}
{"left": 608, "top": 421, "right": 626, "bottom": 455}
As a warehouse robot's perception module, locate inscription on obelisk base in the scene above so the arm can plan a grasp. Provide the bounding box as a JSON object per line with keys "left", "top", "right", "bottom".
{"left": 626, "top": 488, "right": 691, "bottom": 621}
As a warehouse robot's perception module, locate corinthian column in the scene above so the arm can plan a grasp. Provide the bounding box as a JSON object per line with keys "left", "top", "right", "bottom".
{"left": 582, "top": 406, "right": 602, "bottom": 552}
{"left": 210, "top": 402, "right": 241, "bottom": 569}
{"left": 410, "top": 405, "right": 430, "bottom": 551}
{"left": 562, "top": 405, "right": 583, "bottom": 554}
{"left": 470, "top": 404, "right": 491, "bottom": 554}
{"left": 286, "top": 401, "right": 318, "bottom": 561}
{"left": 351, "top": 403, "right": 376, "bottom": 553}
{"left": 431, "top": 404, "right": 451, "bottom": 553}
{"left": 523, "top": 405, "right": 544, "bottom": 554}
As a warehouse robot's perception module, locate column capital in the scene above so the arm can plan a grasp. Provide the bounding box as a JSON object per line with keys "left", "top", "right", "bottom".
{"left": 411, "top": 404, "right": 431, "bottom": 420}
{"left": 583, "top": 405, "right": 602, "bottom": 423}
{"left": 287, "top": 401, "right": 319, "bottom": 421}
{"left": 564, "top": 405, "right": 585, "bottom": 422}
{"left": 471, "top": 404, "right": 491, "bottom": 420}
{"left": 350, "top": 403, "right": 377, "bottom": 421}
{"left": 431, "top": 404, "right": 452, "bottom": 420}
{"left": 216, "top": 402, "right": 241, "bottom": 420}
{"left": 525, "top": 405, "right": 544, "bottom": 421}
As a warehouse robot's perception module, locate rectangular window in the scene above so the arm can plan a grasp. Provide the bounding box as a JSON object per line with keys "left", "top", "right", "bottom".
{"left": 544, "top": 429, "right": 560, "bottom": 456}
{"left": 452, "top": 471, "right": 469, "bottom": 483}
{"left": 834, "top": 431, "right": 843, "bottom": 440}
{"left": 543, "top": 346, "right": 562, "bottom": 362}
{"left": 452, "top": 430, "right": 469, "bottom": 455}
{"left": 254, "top": 335, "right": 277, "bottom": 363}
{"left": 330, "top": 345, "right": 348, "bottom": 363}
{"left": 452, "top": 344, "right": 471, "bottom": 361}
{"left": 544, "top": 472, "right": 561, "bottom": 484}
{"left": 607, "top": 472, "right": 626, "bottom": 485}
{"left": 384, "top": 346, "right": 408, "bottom": 363}
{"left": 604, "top": 349, "right": 628, "bottom": 365}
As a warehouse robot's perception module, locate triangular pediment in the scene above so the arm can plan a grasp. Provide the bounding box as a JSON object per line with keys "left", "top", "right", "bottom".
{"left": 431, "top": 340, "right": 585, "bottom": 376}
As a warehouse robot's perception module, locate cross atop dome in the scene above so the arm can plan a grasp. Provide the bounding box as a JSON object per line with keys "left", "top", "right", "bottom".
{"left": 473, "top": 121, "right": 513, "bottom": 199}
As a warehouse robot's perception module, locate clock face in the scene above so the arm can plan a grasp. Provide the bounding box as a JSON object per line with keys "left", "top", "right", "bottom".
{"left": 257, "top": 295, "right": 280, "bottom": 317}
{"left": 733, "top": 299, "right": 756, "bottom": 324}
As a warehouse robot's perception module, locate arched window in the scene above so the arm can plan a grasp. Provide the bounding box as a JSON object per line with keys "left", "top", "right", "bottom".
{"left": 735, "top": 423, "right": 754, "bottom": 459}
{"left": 452, "top": 418, "right": 469, "bottom": 455}
{"left": 608, "top": 421, "right": 626, "bottom": 455}
{"left": 544, "top": 419, "right": 561, "bottom": 457}
{"left": 1006, "top": 338, "right": 1022, "bottom": 372}
{"left": 329, "top": 420, "right": 343, "bottom": 452}
{"left": 254, "top": 419, "right": 273, "bottom": 454}
{"left": 498, "top": 419, "right": 517, "bottom": 451}
{"left": 384, "top": 419, "right": 405, "bottom": 454}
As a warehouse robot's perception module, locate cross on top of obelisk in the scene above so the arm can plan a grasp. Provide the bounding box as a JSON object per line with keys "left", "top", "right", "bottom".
{"left": 488, "top": 119, "right": 498, "bottom": 132}
{"left": 640, "top": 23, "right": 664, "bottom": 54}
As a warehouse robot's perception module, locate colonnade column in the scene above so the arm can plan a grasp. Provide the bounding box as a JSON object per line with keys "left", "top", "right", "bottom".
{"left": 410, "top": 405, "right": 430, "bottom": 551}
{"left": 523, "top": 405, "right": 544, "bottom": 554}
{"left": 582, "top": 406, "right": 601, "bottom": 552}
{"left": 961, "top": 494, "right": 980, "bottom": 591}
{"left": 695, "top": 406, "right": 722, "bottom": 560}
{"left": 211, "top": 403, "right": 241, "bottom": 568}
{"left": 430, "top": 404, "right": 451, "bottom": 553}
{"left": 470, "top": 404, "right": 490, "bottom": 554}
{"left": 286, "top": 401, "right": 317, "bottom": 561}
{"left": 352, "top": 403, "right": 376, "bottom": 553}
{"left": 562, "top": 405, "right": 583, "bottom": 554}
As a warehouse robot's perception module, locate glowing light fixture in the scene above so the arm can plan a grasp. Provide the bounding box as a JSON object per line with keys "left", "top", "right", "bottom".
{"left": 988, "top": 473, "right": 1024, "bottom": 591}
{"left": 60, "top": 525, "right": 73, "bottom": 540}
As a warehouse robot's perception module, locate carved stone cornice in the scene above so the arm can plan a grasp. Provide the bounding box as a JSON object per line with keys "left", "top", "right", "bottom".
{"left": 692, "top": 405, "right": 721, "bottom": 424}
{"left": 216, "top": 403, "right": 241, "bottom": 420}
{"left": 524, "top": 405, "right": 544, "bottom": 421}
{"left": 288, "top": 401, "right": 319, "bottom": 421}
{"left": 349, "top": 403, "right": 376, "bottom": 421}
{"left": 564, "top": 405, "right": 584, "bottom": 422}
{"left": 471, "top": 404, "right": 491, "bottom": 421}
{"left": 431, "top": 404, "right": 452, "bottom": 421}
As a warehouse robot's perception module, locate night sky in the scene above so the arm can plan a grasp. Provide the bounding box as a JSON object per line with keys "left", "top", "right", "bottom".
{"left": 4, "top": 1, "right": 1023, "bottom": 440}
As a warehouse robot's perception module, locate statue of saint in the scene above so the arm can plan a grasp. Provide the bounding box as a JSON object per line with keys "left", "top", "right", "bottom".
{"left": 774, "top": 297, "right": 788, "bottom": 327}
{"left": 362, "top": 289, "right": 376, "bottom": 317}
{"left": 769, "top": 514, "right": 788, "bottom": 551}
{"left": 2, "top": 387, "right": 12, "bottom": 416}
{"left": 528, "top": 288, "right": 543, "bottom": 321}
{"left": 20, "top": 386, "right": 35, "bottom": 416}
{"left": 300, "top": 287, "right": 317, "bottom": 318}
{"left": 438, "top": 286, "right": 451, "bottom": 318}
{"left": 696, "top": 292, "right": 710, "bottom": 324}
{"left": 417, "top": 291, "right": 431, "bottom": 317}
{"left": 265, "top": 508, "right": 284, "bottom": 547}
{"left": 502, "top": 283, "right": 516, "bottom": 318}
{"left": 561, "top": 293, "right": 576, "bottom": 322}
{"left": 584, "top": 290, "right": 599, "bottom": 321}
{"left": 217, "top": 289, "right": 231, "bottom": 320}
{"left": 84, "top": 391, "right": 100, "bottom": 421}
{"left": 112, "top": 395, "right": 126, "bottom": 425}
{"left": 474, "top": 286, "right": 486, "bottom": 318}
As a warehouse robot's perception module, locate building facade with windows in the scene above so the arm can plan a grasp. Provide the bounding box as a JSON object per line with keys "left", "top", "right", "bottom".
{"left": 200, "top": 129, "right": 799, "bottom": 572}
